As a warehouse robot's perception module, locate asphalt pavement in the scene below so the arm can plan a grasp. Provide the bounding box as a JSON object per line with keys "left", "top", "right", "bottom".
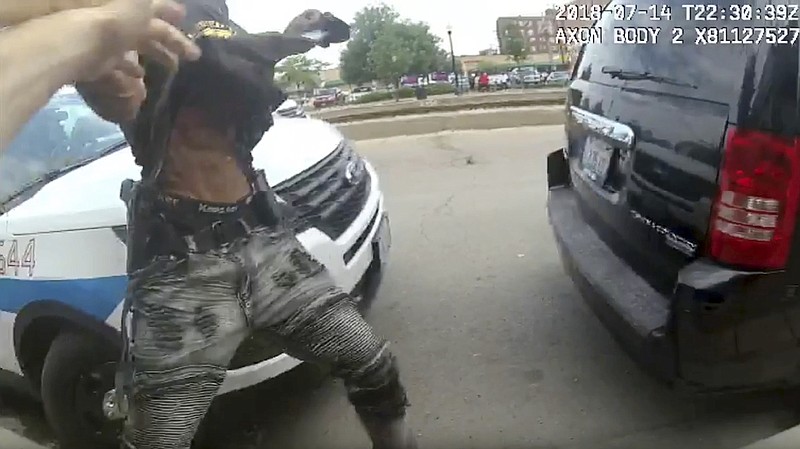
{"left": 1, "top": 126, "right": 798, "bottom": 449}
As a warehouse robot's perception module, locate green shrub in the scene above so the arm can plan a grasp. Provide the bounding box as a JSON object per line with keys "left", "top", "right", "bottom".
{"left": 354, "top": 84, "right": 455, "bottom": 104}
{"left": 354, "top": 88, "right": 409, "bottom": 104}
{"left": 323, "top": 80, "right": 346, "bottom": 88}
{"left": 425, "top": 83, "right": 456, "bottom": 95}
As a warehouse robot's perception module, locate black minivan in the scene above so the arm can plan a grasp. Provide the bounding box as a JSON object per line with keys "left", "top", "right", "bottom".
{"left": 548, "top": 0, "right": 799, "bottom": 391}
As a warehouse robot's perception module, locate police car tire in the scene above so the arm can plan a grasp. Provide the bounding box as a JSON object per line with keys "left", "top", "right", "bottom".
{"left": 40, "top": 331, "right": 119, "bottom": 449}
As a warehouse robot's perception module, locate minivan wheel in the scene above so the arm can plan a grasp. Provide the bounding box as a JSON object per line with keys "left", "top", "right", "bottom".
{"left": 40, "top": 331, "right": 121, "bottom": 449}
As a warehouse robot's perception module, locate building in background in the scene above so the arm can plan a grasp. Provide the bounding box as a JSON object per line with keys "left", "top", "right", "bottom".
{"left": 556, "top": 0, "right": 609, "bottom": 29}
{"left": 459, "top": 53, "right": 559, "bottom": 73}
{"left": 496, "top": 1, "right": 611, "bottom": 56}
{"left": 496, "top": 16, "right": 555, "bottom": 55}
{"left": 319, "top": 67, "right": 341, "bottom": 84}
{"left": 553, "top": 0, "right": 611, "bottom": 69}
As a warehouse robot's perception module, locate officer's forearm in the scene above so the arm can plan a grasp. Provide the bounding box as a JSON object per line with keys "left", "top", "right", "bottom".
{"left": 0, "top": 9, "right": 107, "bottom": 151}
{"left": 76, "top": 78, "right": 144, "bottom": 125}
{"left": 75, "top": 52, "right": 145, "bottom": 124}
{"left": 0, "top": 0, "right": 109, "bottom": 26}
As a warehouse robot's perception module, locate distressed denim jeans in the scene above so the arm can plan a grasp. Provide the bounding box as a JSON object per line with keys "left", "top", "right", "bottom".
{"left": 121, "top": 224, "right": 409, "bottom": 449}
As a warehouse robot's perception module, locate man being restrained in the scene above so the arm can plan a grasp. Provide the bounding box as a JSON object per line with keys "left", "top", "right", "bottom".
{"left": 77, "top": 1, "right": 417, "bottom": 448}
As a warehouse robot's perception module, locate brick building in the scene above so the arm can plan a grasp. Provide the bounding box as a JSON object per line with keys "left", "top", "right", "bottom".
{"left": 496, "top": 1, "right": 611, "bottom": 64}
{"left": 496, "top": 16, "right": 556, "bottom": 55}
{"left": 556, "top": 0, "right": 609, "bottom": 29}
{"left": 553, "top": 0, "right": 611, "bottom": 68}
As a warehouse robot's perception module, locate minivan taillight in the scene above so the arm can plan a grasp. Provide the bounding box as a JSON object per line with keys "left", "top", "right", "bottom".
{"left": 709, "top": 127, "right": 800, "bottom": 270}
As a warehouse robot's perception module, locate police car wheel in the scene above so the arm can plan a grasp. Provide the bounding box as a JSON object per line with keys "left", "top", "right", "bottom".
{"left": 40, "top": 331, "right": 121, "bottom": 449}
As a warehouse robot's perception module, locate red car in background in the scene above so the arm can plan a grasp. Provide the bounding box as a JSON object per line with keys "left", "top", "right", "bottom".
{"left": 312, "top": 88, "right": 344, "bottom": 108}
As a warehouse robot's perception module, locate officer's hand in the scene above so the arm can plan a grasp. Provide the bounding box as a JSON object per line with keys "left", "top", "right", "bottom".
{"left": 77, "top": 51, "right": 147, "bottom": 122}
{"left": 0, "top": 0, "right": 108, "bottom": 26}
{"left": 82, "top": 0, "right": 201, "bottom": 81}
{"left": 2, "top": 0, "right": 200, "bottom": 74}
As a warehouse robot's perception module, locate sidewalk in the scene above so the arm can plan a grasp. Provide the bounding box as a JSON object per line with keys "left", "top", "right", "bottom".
{"left": 740, "top": 423, "right": 800, "bottom": 449}
{"left": 0, "top": 428, "right": 47, "bottom": 449}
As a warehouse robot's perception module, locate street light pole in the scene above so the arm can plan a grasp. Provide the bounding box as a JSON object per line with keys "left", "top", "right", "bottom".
{"left": 447, "top": 26, "right": 460, "bottom": 95}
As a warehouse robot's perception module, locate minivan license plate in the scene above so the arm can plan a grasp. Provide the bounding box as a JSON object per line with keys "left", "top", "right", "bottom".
{"left": 581, "top": 138, "right": 612, "bottom": 183}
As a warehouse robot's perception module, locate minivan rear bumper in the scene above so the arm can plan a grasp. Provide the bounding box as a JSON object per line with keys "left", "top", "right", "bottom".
{"left": 547, "top": 185, "right": 678, "bottom": 383}
{"left": 546, "top": 150, "right": 800, "bottom": 392}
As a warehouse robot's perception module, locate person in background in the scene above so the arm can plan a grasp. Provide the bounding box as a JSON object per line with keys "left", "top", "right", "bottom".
{"left": 478, "top": 72, "right": 490, "bottom": 92}
{"left": 0, "top": 0, "right": 200, "bottom": 151}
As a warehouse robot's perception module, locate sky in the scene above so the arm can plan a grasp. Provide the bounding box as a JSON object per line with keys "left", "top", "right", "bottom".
{"left": 226, "top": 0, "right": 557, "bottom": 66}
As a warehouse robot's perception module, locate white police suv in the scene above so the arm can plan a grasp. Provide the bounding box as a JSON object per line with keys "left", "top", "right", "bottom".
{"left": 0, "top": 87, "right": 391, "bottom": 448}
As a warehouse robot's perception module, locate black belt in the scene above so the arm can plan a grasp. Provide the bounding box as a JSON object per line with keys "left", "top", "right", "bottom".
{"left": 147, "top": 199, "right": 268, "bottom": 255}
{"left": 190, "top": 208, "right": 262, "bottom": 251}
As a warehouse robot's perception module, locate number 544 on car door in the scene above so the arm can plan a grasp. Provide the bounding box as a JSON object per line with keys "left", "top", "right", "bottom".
{"left": 0, "top": 238, "right": 36, "bottom": 277}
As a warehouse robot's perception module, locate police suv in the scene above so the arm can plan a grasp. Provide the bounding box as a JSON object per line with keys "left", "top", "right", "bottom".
{"left": 0, "top": 87, "right": 392, "bottom": 448}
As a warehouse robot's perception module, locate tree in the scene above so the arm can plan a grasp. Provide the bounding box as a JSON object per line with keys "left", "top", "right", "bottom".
{"left": 350, "top": 3, "right": 400, "bottom": 41}
{"left": 433, "top": 49, "right": 450, "bottom": 72}
{"left": 502, "top": 24, "right": 529, "bottom": 63}
{"left": 370, "top": 22, "right": 414, "bottom": 98}
{"left": 339, "top": 4, "right": 399, "bottom": 85}
{"left": 276, "top": 55, "right": 327, "bottom": 91}
{"left": 401, "top": 21, "right": 442, "bottom": 75}
{"left": 369, "top": 21, "right": 444, "bottom": 97}
{"left": 434, "top": 50, "right": 464, "bottom": 75}
{"left": 340, "top": 4, "right": 446, "bottom": 86}
{"left": 340, "top": 39, "right": 375, "bottom": 86}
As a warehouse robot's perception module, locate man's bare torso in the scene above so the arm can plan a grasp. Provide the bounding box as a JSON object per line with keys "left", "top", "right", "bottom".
{"left": 160, "top": 107, "right": 251, "bottom": 203}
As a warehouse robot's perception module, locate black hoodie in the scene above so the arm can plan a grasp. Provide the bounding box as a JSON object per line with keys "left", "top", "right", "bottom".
{"left": 124, "top": 0, "right": 349, "bottom": 180}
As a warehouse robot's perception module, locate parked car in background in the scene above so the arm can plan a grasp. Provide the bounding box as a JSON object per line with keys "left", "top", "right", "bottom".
{"left": 400, "top": 75, "right": 421, "bottom": 88}
{"left": 521, "top": 70, "right": 542, "bottom": 87}
{"left": 348, "top": 86, "right": 375, "bottom": 104}
{"left": 429, "top": 72, "right": 451, "bottom": 84}
{"left": 547, "top": 0, "right": 799, "bottom": 392}
{"left": 489, "top": 73, "right": 510, "bottom": 90}
{"left": 545, "top": 71, "right": 570, "bottom": 85}
{"left": 274, "top": 98, "right": 308, "bottom": 118}
{"left": 0, "top": 87, "right": 392, "bottom": 449}
{"left": 311, "top": 88, "right": 344, "bottom": 108}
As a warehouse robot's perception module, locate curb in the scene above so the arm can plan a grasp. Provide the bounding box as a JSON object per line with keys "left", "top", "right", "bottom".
{"left": 0, "top": 428, "right": 48, "bottom": 449}
{"left": 312, "top": 90, "right": 567, "bottom": 123}
{"left": 739, "top": 424, "right": 800, "bottom": 449}
{"left": 336, "top": 106, "right": 565, "bottom": 141}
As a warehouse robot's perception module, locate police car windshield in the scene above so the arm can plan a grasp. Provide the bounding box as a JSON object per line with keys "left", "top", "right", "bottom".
{"left": 0, "top": 89, "right": 125, "bottom": 210}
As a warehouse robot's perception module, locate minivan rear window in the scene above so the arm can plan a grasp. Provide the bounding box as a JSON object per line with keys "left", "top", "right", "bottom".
{"left": 574, "top": 0, "right": 796, "bottom": 104}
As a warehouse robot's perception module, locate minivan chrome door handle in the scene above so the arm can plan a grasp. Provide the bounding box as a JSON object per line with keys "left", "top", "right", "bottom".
{"left": 570, "top": 106, "right": 635, "bottom": 150}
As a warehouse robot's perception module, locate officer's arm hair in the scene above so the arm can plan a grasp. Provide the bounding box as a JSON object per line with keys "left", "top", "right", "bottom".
{"left": 0, "top": 9, "right": 108, "bottom": 151}
{"left": 74, "top": 49, "right": 145, "bottom": 125}
{"left": 76, "top": 75, "right": 145, "bottom": 125}
{"left": 0, "top": 0, "right": 109, "bottom": 26}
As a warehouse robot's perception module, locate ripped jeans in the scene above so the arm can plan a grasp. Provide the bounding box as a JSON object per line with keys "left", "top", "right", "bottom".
{"left": 121, "top": 223, "right": 409, "bottom": 449}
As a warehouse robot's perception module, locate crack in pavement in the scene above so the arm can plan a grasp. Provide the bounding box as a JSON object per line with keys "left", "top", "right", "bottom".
{"left": 418, "top": 193, "right": 456, "bottom": 243}
{"left": 432, "top": 134, "right": 477, "bottom": 167}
